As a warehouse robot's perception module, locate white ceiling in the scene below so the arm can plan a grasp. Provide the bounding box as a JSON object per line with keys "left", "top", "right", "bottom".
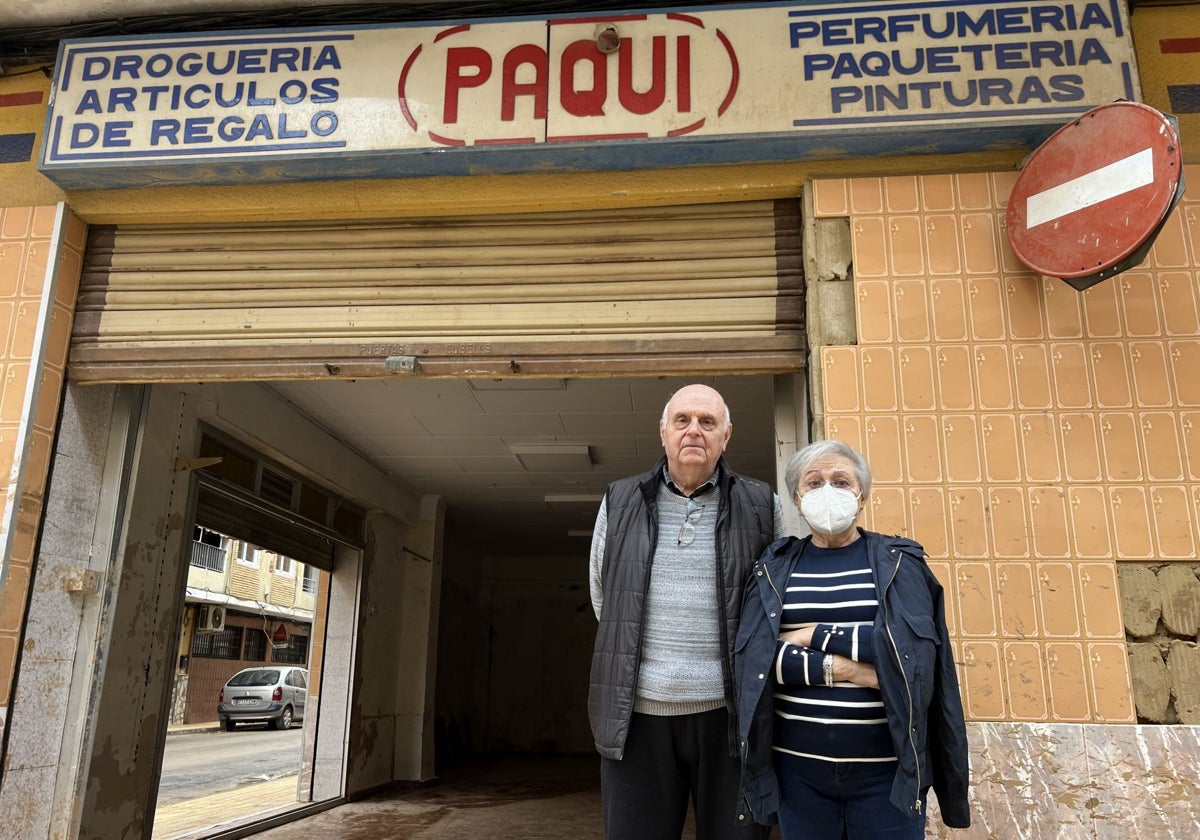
{"left": 268, "top": 375, "right": 779, "bottom": 556}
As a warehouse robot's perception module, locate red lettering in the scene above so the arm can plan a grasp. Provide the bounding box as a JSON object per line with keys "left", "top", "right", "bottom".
{"left": 676, "top": 36, "right": 691, "bottom": 113}
{"left": 501, "top": 44, "right": 548, "bottom": 121}
{"left": 444, "top": 46, "right": 491, "bottom": 123}
{"left": 618, "top": 36, "right": 666, "bottom": 115}
{"left": 560, "top": 40, "right": 606, "bottom": 117}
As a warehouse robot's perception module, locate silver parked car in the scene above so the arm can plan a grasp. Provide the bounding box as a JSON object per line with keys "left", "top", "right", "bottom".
{"left": 217, "top": 666, "right": 308, "bottom": 731}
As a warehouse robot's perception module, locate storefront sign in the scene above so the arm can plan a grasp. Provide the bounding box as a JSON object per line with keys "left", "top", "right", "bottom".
{"left": 40, "top": 0, "right": 1139, "bottom": 187}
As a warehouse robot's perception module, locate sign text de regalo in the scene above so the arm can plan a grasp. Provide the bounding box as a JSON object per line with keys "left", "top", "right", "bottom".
{"left": 41, "top": 0, "right": 1139, "bottom": 187}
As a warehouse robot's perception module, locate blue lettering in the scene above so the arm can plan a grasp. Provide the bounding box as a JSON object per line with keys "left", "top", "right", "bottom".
{"left": 247, "top": 81, "right": 276, "bottom": 106}
{"left": 279, "top": 80, "right": 307, "bottom": 105}
{"left": 81, "top": 57, "right": 111, "bottom": 81}
{"left": 108, "top": 88, "right": 137, "bottom": 112}
{"left": 995, "top": 8, "right": 1031, "bottom": 34}
{"left": 184, "top": 84, "right": 211, "bottom": 109}
{"left": 183, "top": 117, "right": 214, "bottom": 143}
{"left": 1079, "top": 4, "right": 1114, "bottom": 29}
{"left": 70, "top": 123, "right": 99, "bottom": 148}
{"left": 112, "top": 55, "right": 143, "bottom": 80}
{"left": 150, "top": 119, "right": 180, "bottom": 145}
{"left": 277, "top": 113, "right": 306, "bottom": 139}
{"left": 994, "top": 43, "right": 1030, "bottom": 69}
{"left": 1078, "top": 39, "right": 1111, "bottom": 64}
{"left": 313, "top": 45, "right": 341, "bottom": 70}
{"left": 238, "top": 49, "right": 267, "bottom": 74}
{"left": 830, "top": 86, "right": 863, "bottom": 113}
{"left": 789, "top": 21, "right": 820, "bottom": 47}
{"left": 310, "top": 78, "right": 339, "bottom": 104}
{"left": 75, "top": 90, "right": 103, "bottom": 115}
{"left": 1050, "top": 74, "right": 1085, "bottom": 101}
{"left": 1017, "top": 76, "right": 1051, "bottom": 103}
{"left": 823, "top": 18, "right": 854, "bottom": 46}
{"left": 312, "top": 111, "right": 338, "bottom": 136}
{"left": 803, "top": 53, "right": 835, "bottom": 79}
{"left": 245, "top": 114, "right": 274, "bottom": 140}
{"left": 177, "top": 53, "right": 203, "bottom": 76}
{"left": 103, "top": 121, "right": 132, "bottom": 147}
{"left": 145, "top": 54, "right": 173, "bottom": 78}
{"left": 218, "top": 116, "right": 245, "bottom": 141}
{"left": 270, "top": 48, "right": 301, "bottom": 73}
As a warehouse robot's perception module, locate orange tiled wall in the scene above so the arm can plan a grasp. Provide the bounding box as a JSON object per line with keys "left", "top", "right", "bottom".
{"left": 813, "top": 168, "right": 1200, "bottom": 724}
{"left": 0, "top": 205, "right": 85, "bottom": 710}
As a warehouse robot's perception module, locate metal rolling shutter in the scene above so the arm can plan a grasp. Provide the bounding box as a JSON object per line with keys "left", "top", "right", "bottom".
{"left": 70, "top": 200, "right": 804, "bottom": 382}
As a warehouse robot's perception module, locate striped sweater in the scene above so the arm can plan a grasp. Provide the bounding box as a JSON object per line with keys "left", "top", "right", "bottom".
{"left": 771, "top": 539, "right": 896, "bottom": 763}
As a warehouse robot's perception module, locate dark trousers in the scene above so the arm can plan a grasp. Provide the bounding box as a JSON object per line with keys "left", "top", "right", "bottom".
{"left": 601, "top": 708, "right": 768, "bottom": 840}
{"left": 774, "top": 754, "right": 927, "bottom": 840}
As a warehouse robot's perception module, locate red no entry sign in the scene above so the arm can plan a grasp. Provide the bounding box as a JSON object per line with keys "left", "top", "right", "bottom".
{"left": 1006, "top": 101, "right": 1185, "bottom": 290}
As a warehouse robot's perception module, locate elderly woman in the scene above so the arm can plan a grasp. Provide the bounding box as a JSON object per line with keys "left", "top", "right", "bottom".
{"left": 734, "top": 440, "right": 970, "bottom": 838}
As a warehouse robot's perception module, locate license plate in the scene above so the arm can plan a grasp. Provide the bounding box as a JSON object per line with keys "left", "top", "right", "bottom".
{"left": 233, "top": 698, "right": 257, "bottom": 705}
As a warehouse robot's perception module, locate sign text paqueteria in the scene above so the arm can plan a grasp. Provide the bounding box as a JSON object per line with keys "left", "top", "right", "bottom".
{"left": 40, "top": 0, "right": 1138, "bottom": 187}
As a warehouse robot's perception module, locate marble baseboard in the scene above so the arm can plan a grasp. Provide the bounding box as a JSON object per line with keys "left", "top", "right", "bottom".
{"left": 927, "top": 722, "right": 1200, "bottom": 838}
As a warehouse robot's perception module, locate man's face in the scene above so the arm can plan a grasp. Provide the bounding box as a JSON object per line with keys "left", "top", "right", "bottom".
{"left": 659, "top": 385, "right": 732, "bottom": 477}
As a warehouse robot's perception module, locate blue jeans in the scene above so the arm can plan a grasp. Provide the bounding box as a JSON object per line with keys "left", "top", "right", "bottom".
{"left": 774, "top": 754, "right": 927, "bottom": 840}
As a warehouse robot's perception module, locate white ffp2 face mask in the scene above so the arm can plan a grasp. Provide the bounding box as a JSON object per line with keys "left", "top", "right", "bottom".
{"left": 799, "top": 484, "right": 861, "bottom": 536}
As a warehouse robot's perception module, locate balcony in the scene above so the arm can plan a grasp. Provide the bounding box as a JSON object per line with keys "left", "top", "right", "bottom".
{"left": 189, "top": 540, "right": 227, "bottom": 573}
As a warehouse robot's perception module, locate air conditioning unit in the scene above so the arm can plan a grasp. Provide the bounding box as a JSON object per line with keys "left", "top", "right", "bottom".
{"left": 197, "top": 604, "right": 225, "bottom": 634}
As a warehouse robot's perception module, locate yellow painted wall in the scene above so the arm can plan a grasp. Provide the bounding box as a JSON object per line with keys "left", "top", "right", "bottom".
{"left": 814, "top": 166, "right": 1200, "bottom": 723}
{"left": 1133, "top": 3, "right": 1200, "bottom": 160}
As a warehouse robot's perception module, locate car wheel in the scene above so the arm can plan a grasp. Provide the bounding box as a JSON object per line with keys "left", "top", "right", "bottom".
{"left": 221, "top": 718, "right": 235, "bottom": 732}
{"left": 273, "top": 705, "right": 293, "bottom": 730}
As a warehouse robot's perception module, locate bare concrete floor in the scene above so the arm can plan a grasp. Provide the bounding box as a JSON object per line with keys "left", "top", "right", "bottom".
{"left": 254, "top": 754, "right": 613, "bottom": 840}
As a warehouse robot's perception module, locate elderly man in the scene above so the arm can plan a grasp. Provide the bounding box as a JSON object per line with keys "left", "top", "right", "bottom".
{"left": 589, "top": 383, "right": 785, "bottom": 840}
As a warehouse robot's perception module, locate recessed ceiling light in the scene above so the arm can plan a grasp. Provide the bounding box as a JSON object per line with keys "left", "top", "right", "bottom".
{"left": 509, "top": 444, "right": 592, "bottom": 470}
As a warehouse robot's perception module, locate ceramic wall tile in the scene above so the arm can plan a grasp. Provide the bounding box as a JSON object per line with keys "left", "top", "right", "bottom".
{"left": 812, "top": 178, "right": 849, "bottom": 218}
{"left": 1148, "top": 208, "right": 1189, "bottom": 269}
{"left": 967, "top": 276, "right": 1007, "bottom": 340}
{"left": 949, "top": 488, "right": 989, "bottom": 558}
{"left": 961, "top": 641, "right": 1007, "bottom": 719}
{"left": 1087, "top": 642, "right": 1135, "bottom": 723}
{"left": 1043, "top": 281, "right": 1084, "bottom": 338}
{"left": 1005, "top": 275, "right": 1046, "bottom": 340}
{"left": 1077, "top": 564, "right": 1124, "bottom": 640}
{"left": 1168, "top": 339, "right": 1200, "bottom": 406}
{"left": 849, "top": 177, "right": 884, "bottom": 215}
{"left": 930, "top": 277, "right": 968, "bottom": 340}
{"left": 920, "top": 174, "right": 956, "bottom": 212}
{"left": 1045, "top": 642, "right": 1092, "bottom": 721}
{"left": 956, "top": 562, "right": 998, "bottom": 636}
{"left": 1149, "top": 485, "right": 1196, "bottom": 559}
{"left": 0, "top": 243, "right": 25, "bottom": 297}
{"left": 860, "top": 347, "right": 897, "bottom": 411}
{"left": 923, "top": 216, "right": 962, "bottom": 276}
{"left": 884, "top": 175, "right": 920, "bottom": 213}
{"left": 903, "top": 415, "right": 942, "bottom": 483}
{"left": 825, "top": 414, "right": 862, "bottom": 451}
{"left": 866, "top": 486, "right": 908, "bottom": 537}
{"left": 821, "top": 346, "right": 860, "bottom": 412}
{"left": 990, "top": 171, "right": 1018, "bottom": 209}
{"left": 893, "top": 279, "right": 930, "bottom": 342}
{"left": 1082, "top": 280, "right": 1124, "bottom": 338}
{"left": 1029, "top": 486, "right": 1070, "bottom": 558}
{"left": 974, "top": 347, "right": 1014, "bottom": 410}
{"left": 1109, "top": 487, "right": 1154, "bottom": 559}
{"left": 30, "top": 206, "right": 58, "bottom": 238}
{"left": 935, "top": 345, "right": 976, "bottom": 410}
{"left": 1140, "top": 412, "right": 1184, "bottom": 481}
{"left": 1158, "top": 271, "right": 1200, "bottom": 336}
{"left": 855, "top": 279, "right": 894, "bottom": 343}
{"left": 9, "top": 302, "right": 38, "bottom": 362}
{"left": 888, "top": 217, "right": 926, "bottom": 277}
{"left": 1020, "top": 414, "right": 1061, "bottom": 483}
{"left": 1, "top": 362, "right": 30, "bottom": 419}
{"left": 863, "top": 414, "right": 903, "bottom": 483}
{"left": 996, "top": 562, "right": 1039, "bottom": 639}
{"left": 1067, "top": 487, "right": 1113, "bottom": 559}
{"left": 909, "top": 488, "right": 948, "bottom": 558}
{"left": 1060, "top": 413, "right": 1102, "bottom": 482}
{"left": 33, "top": 368, "right": 63, "bottom": 434}
{"left": 19, "top": 243, "right": 48, "bottom": 297}
{"left": 1003, "top": 641, "right": 1048, "bottom": 720}
{"left": 1049, "top": 343, "right": 1093, "bottom": 409}
{"left": 1090, "top": 343, "right": 1134, "bottom": 408}
{"left": 989, "top": 487, "right": 1030, "bottom": 559}
{"left": 1117, "top": 273, "right": 1163, "bottom": 338}
{"left": 1180, "top": 412, "right": 1200, "bottom": 480}
{"left": 1099, "top": 412, "right": 1143, "bottom": 481}
{"left": 1129, "top": 341, "right": 1173, "bottom": 407}
{"left": 962, "top": 214, "right": 1001, "bottom": 276}
{"left": 1036, "top": 564, "right": 1084, "bottom": 638}
{"left": 0, "top": 207, "right": 33, "bottom": 240}
{"left": 852, "top": 216, "right": 888, "bottom": 278}
{"left": 0, "top": 302, "right": 13, "bottom": 355}
{"left": 898, "top": 346, "right": 936, "bottom": 411}
{"left": 981, "top": 414, "right": 1021, "bottom": 482}
{"left": 942, "top": 415, "right": 981, "bottom": 483}
{"left": 956, "top": 173, "right": 993, "bottom": 210}
{"left": 1013, "top": 344, "right": 1052, "bottom": 409}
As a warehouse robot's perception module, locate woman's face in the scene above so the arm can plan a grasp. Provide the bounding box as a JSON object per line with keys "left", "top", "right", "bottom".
{"left": 794, "top": 454, "right": 867, "bottom": 543}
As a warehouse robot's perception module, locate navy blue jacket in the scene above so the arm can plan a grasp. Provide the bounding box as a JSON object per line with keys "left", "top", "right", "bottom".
{"left": 735, "top": 530, "right": 971, "bottom": 828}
